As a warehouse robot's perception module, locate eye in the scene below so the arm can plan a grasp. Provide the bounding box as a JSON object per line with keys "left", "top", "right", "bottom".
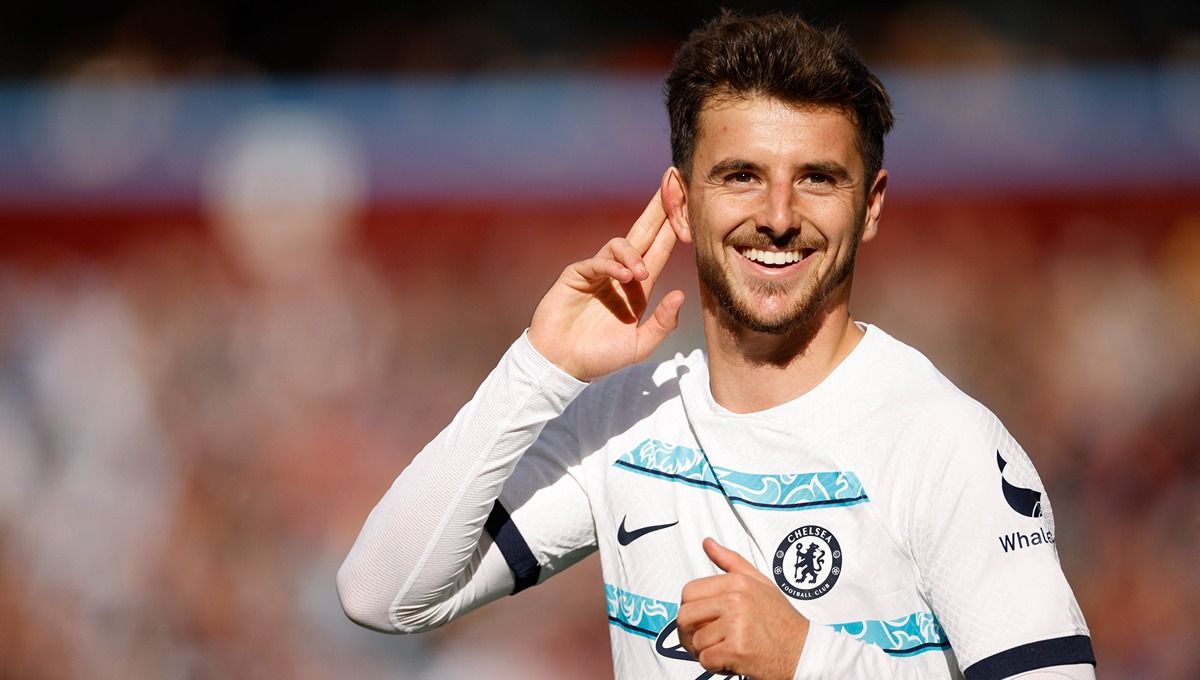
{"left": 801, "top": 174, "right": 837, "bottom": 193}
{"left": 727, "top": 171, "right": 755, "bottom": 184}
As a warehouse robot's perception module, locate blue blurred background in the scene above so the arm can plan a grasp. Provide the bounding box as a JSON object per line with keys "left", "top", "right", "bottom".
{"left": 0, "top": 2, "right": 1198, "bottom": 678}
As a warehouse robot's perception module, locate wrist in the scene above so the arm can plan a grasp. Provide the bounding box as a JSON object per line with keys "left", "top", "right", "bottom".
{"left": 525, "top": 327, "right": 586, "bottom": 381}
{"left": 519, "top": 330, "right": 590, "bottom": 387}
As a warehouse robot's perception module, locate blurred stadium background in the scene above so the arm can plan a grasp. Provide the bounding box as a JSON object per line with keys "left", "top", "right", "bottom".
{"left": 0, "top": 1, "right": 1197, "bottom": 678}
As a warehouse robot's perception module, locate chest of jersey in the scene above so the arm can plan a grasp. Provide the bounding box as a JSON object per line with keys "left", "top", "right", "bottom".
{"left": 587, "top": 402, "right": 951, "bottom": 677}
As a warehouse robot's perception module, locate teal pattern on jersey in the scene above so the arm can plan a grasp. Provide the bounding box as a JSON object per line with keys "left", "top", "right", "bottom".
{"left": 830, "top": 611, "right": 951, "bottom": 656}
{"left": 605, "top": 583, "right": 679, "bottom": 639}
{"left": 614, "top": 439, "right": 869, "bottom": 510}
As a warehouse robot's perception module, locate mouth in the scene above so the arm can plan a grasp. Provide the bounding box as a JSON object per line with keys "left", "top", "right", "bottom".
{"left": 736, "top": 247, "right": 816, "bottom": 268}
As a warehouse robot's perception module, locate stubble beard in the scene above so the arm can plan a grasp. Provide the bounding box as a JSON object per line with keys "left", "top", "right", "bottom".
{"left": 696, "top": 219, "right": 865, "bottom": 336}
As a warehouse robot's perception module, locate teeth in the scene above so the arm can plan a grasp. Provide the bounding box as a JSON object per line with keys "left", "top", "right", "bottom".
{"left": 742, "top": 248, "right": 802, "bottom": 265}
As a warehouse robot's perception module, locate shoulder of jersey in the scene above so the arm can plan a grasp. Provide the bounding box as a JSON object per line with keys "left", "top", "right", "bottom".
{"left": 862, "top": 327, "right": 985, "bottom": 417}
{"left": 582, "top": 349, "right": 703, "bottom": 399}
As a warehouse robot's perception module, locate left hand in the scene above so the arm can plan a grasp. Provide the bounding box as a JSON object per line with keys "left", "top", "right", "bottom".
{"left": 678, "top": 538, "right": 810, "bottom": 680}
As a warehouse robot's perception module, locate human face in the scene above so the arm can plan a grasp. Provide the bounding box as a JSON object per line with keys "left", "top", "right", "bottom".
{"left": 670, "top": 95, "right": 884, "bottom": 335}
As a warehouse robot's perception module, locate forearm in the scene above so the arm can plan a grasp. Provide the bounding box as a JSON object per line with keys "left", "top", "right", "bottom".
{"left": 336, "top": 332, "right": 585, "bottom": 632}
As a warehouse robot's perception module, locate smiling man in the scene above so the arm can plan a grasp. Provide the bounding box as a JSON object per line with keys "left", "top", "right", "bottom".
{"left": 339, "top": 13, "right": 1095, "bottom": 679}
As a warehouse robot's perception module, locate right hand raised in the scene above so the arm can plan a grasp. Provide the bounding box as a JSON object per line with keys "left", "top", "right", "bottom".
{"left": 528, "top": 190, "right": 685, "bottom": 382}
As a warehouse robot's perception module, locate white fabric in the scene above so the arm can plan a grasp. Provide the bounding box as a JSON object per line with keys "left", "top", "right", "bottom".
{"left": 336, "top": 331, "right": 586, "bottom": 632}
{"left": 339, "top": 325, "right": 1093, "bottom": 679}
{"left": 1010, "top": 664, "right": 1096, "bottom": 679}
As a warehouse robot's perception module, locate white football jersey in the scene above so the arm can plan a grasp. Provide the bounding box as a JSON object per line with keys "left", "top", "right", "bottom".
{"left": 490, "top": 324, "right": 1093, "bottom": 679}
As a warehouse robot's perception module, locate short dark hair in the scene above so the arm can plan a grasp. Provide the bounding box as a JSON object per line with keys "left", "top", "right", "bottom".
{"left": 665, "top": 12, "right": 894, "bottom": 184}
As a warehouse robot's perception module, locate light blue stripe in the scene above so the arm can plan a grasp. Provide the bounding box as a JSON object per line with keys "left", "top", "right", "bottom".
{"left": 615, "top": 439, "right": 869, "bottom": 510}
{"left": 830, "top": 611, "right": 950, "bottom": 657}
{"left": 605, "top": 584, "right": 678, "bottom": 639}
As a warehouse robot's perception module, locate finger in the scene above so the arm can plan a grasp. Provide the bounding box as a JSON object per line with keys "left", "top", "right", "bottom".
{"left": 606, "top": 237, "right": 649, "bottom": 281}
{"left": 569, "top": 256, "right": 635, "bottom": 287}
{"left": 633, "top": 290, "right": 684, "bottom": 363}
{"left": 639, "top": 214, "right": 677, "bottom": 286}
{"left": 677, "top": 597, "right": 725, "bottom": 634}
{"left": 703, "top": 537, "right": 760, "bottom": 577}
{"left": 681, "top": 572, "right": 731, "bottom": 603}
{"left": 620, "top": 222, "right": 675, "bottom": 318}
{"left": 620, "top": 277, "right": 648, "bottom": 320}
{"left": 677, "top": 617, "right": 697, "bottom": 657}
{"left": 696, "top": 642, "right": 741, "bottom": 675}
{"left": 624, "top": 189, "right": 667, "bottom": 252}
{"left": 689, "top": 620, "right": 728, "bottom": 657}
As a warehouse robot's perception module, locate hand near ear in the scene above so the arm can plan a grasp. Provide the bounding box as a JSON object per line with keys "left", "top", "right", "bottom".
{"left": 678, "top": 538, "right": 810, "bottom": 680}
{"left": 528, "top": 188, "right": 684, "bottom": 382}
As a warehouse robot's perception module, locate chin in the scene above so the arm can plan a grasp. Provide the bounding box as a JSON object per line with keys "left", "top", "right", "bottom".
{"left": 698, "top": 255, "right": 843, "bottom": 337}
{"left": 724, "top": 297, "right": 820, "bottom": 336}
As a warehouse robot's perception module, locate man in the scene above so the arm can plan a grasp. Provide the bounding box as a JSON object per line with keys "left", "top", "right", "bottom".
{"left": 338, "top": 13, "right": 1096, "bottom": 679}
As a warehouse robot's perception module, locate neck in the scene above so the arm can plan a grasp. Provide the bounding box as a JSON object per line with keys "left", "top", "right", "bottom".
{"left": 702, "top": 291, "right": 864, "bottom": 414}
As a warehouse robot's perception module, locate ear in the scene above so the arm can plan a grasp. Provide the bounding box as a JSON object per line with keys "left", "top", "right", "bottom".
{"left": 861, "top": 169, "right": 887, "bottom": 243}
{"left": 661, "top": 167, "right": 693, "bottom": 245}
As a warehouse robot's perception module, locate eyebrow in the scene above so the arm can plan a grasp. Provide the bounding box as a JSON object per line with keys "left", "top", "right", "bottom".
{"left": 706, "top": 158, "right": 764, "bottom": 180}
{"left": 705, "top": 158, "right": 854, "bottom": 183}
{"left": 800, "top": 160, "right": 853, "bottom": 182}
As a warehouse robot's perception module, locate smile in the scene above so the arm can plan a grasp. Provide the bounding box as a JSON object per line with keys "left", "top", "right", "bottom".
{"left": 737, "top": 247, "right": 814, "bottom": 267}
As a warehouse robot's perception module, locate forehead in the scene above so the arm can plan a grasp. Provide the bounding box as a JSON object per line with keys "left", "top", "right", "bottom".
{"left": 693, "top": 95, "right": 863, "bottom": 173}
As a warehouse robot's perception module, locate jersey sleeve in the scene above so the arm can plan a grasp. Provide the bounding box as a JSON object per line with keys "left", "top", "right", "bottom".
{"left": 907, "top": 403, "right": 1095, "bottom": 678}
{"left": 336, "top": 332, "right": 592, "bottom": 633}
{"left": 794, "top": 624, "right": 1095, "bottom": 680}
{"left": 486, "top": 393, "right": 599, "bottom": 593}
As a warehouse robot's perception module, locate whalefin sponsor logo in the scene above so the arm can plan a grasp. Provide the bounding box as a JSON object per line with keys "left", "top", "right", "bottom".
{"left": 996, "top": 450, "right": 1042, "bottom": 518}
{"left": 998, "top": 526, "right": 1055, "bottom": 553}
{"left": 995, "top": 450, "right": 1055, "bottom": 554}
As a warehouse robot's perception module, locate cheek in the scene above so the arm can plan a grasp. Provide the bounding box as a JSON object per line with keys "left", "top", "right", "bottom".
{"left": 712, "top": 191, "right": 761, "bottom": 219}
{"left": 695, "top": 198, "right": 752, "bottom": 240}
{"left": 687, "top": 205, "right": 721, "bottom": 248}
{"left": 809, "top": 199, "right": 864, "bottom": 243}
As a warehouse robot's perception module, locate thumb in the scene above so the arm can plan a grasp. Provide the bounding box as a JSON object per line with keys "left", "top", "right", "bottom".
{"left": 633, "top": 290, "right": 685, "bottom": 362}
{"left": 702, "top": 537, "right": 758, "bottom": 576}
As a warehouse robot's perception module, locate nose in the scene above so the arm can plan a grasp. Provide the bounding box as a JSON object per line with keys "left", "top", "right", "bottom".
{"left": 757, "top": 180, "right": 799, "bottom": 244}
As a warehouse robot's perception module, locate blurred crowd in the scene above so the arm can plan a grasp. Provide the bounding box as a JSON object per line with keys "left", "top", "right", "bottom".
{"left": 1, "top": 194, "right": 1198, "bottom": 679}
{"left": 1, "top": 2, "right": 1199, "bottom": 679}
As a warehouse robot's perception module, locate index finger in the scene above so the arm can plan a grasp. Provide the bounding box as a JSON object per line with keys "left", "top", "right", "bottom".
{"left": 625, "top": 189, "right": 667, "bottom": 253}
{"left": 681, "top": 573, "right": 733, "bottom": 603}
{"left": 639, "top": 209, "right": 677, "bottom": 284}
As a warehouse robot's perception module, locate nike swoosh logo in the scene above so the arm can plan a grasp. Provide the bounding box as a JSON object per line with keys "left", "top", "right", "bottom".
{"left": 617, "top": 516, "right": 678, "bottom": 546}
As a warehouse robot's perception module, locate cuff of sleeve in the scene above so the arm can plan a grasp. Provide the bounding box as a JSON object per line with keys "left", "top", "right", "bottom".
{"left": 793, "top": 623, "right": 832, "bottom": 680}
{"left": 511, "top": 330, "right": 588, "bottom": 407}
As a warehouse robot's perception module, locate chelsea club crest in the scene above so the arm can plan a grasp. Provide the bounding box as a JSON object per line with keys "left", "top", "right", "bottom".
{"left": 773, "top": 525, "right": 842, "bottom": 600}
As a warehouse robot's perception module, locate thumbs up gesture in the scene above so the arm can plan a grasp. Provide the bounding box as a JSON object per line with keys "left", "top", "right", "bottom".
{"left": 678, "top": 538, "right": 811, "bottom": 680}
